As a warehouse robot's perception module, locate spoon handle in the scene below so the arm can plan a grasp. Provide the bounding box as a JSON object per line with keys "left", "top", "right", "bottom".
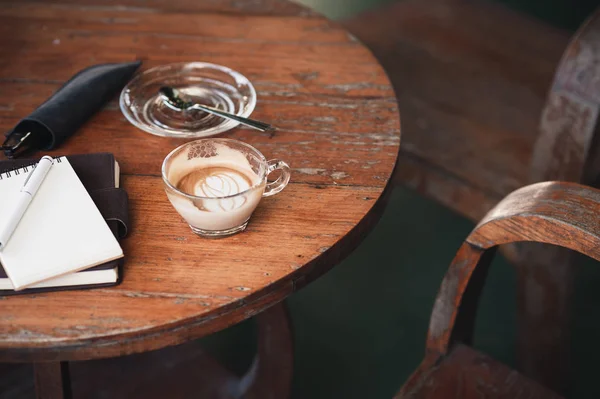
{"left": 193, "top": 104, "right": 274, "bottom": 132}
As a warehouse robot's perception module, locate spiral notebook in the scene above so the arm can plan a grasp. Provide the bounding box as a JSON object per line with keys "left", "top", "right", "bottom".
{"left": 0, "top": 157, "right": 123, "bottom": 290}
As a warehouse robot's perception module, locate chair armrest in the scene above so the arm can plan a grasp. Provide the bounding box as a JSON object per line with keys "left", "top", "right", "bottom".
{"left": 472, "top": 182, "right": 600, "bottom": 258}
{"left": 426, "top": 181, "right": 600, "bottom": 356}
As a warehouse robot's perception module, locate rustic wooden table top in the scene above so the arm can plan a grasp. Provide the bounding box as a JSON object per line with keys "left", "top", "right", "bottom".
{"left": 0, "top": 0, "right": 400, "bottom": 362}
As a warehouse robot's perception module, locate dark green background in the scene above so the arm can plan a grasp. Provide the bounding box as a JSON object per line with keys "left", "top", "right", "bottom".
{"left": 301, "top": 0, "right": 598, "bottom": 29}
{"left": 201, "top": 1, "right": 600, "bottom": 398}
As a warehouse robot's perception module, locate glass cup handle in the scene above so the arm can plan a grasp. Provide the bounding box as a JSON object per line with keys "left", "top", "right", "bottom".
{"left": 263, "top": 160, "right": 291, "bottom": 197}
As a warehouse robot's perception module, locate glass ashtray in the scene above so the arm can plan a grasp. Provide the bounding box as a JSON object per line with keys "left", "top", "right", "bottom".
{"left": 120, "top": 62, "right": 257, "bottom": 138}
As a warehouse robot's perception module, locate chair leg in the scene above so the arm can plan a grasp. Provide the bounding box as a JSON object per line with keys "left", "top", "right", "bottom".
{"left": 516, "top": 243, "right": 575, "bottom": 394}
{"left": 34, "top": 362, "right": 72, "bottom": 399}
{"left": 239, "top": 302, "right": 294, "bottom": 399}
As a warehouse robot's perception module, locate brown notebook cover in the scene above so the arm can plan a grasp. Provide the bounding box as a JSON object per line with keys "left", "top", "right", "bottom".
{"left": 0, "top": 153, "right": 128, "bottom": 295}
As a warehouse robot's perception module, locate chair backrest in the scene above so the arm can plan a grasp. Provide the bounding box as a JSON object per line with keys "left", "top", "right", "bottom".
{"left": 424, "top": 181, "right": 600, "bottom": 356}
{"left": 516, "top": 8, "right": 600, "bottom": 390}
{"left": 531, "top": 7, "right": 600, "bottom": 185}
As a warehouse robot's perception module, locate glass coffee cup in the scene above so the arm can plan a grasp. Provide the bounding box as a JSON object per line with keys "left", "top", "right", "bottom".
{"left": 162, "top": 138, "right": 290, "bottom": 237}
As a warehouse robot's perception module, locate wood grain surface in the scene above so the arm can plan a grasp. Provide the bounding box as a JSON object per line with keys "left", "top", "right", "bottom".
{"left": 0, "top": 0, "right": 400, "bottom": 361}
{"left": 1, "top": 303, "right": 293, "bottom": 398}
{"left": 396, "top": 181, "right": 600, "bottom": 398}
{"left": 428, "top": 182, "right": 600, "bottom": 356}
{"left": 516, "top": 9, "right": 600, "bottom": 391}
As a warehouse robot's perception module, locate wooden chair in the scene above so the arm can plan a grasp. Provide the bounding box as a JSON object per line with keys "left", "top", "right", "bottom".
{"left": 396, "top": 181, "right": 600, "bottom": 398}
{"left": 343, "top": 0, "right": 600, "bottom": 391}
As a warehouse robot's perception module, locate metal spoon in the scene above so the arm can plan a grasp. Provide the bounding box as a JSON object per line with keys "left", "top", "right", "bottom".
{"left": 159, "top": 86, "right": 275, "bottom": 132}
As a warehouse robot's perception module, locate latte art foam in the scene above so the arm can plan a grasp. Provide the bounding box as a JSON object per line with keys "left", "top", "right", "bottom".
{"left": 164, "top": 141, "right": 266, "bottom": 232}
{"left": 176, "top": 167, "right": 254, "bottom": 211}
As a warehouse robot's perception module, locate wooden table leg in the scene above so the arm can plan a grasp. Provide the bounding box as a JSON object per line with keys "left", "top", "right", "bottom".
{"left": 239, "top": 301, "right": 294, "bottom": 399}
{"left": 516, "top": 243, "right": 575, "bottom": 394}
{"left": 34, "top": 362, "right": 72, "bottom": 399}
{"left": 12, "top": 304, "right": 292, "bottom": 399}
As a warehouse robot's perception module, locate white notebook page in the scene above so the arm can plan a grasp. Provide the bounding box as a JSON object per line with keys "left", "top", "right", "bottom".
{"left": 0, "top": 157, "right": 123, "bottom": 290}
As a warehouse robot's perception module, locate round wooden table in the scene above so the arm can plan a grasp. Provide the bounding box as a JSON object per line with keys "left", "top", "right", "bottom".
{"left": 0, "top": 0, "right": 400, "bottom": 397}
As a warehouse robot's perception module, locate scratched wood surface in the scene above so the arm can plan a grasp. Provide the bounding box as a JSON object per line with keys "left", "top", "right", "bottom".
{"left": 396, "top": 181, "right": 600, "bottom": 398}
{"left": 0, "top": 0, "right": 400, "bottom": 361}
{"left": 516, "top": 9, "right": 600, "bottom": 391}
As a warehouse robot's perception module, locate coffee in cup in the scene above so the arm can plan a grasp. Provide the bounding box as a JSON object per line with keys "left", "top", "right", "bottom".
{"left": 162, "top": 138, "right": 290, "bottom": 237}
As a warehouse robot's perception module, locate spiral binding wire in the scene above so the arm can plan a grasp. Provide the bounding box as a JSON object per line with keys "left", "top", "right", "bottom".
{"left": 0, "top": 156, "right": 64, "bottom": 180}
